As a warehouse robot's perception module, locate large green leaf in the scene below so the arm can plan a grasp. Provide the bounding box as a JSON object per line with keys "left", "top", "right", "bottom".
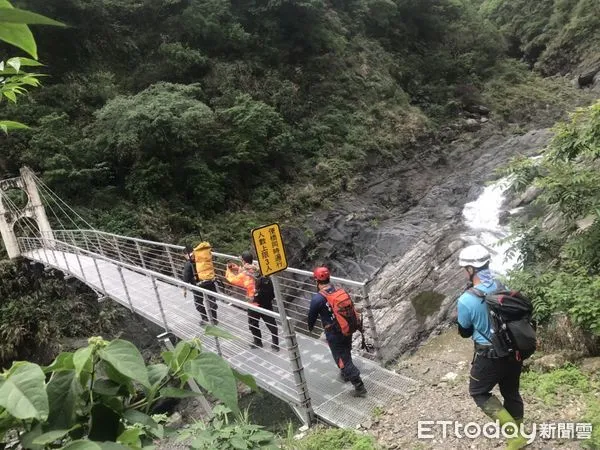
{"left": 173, "top": 341, "right": 198, "bottom": 369}
{"left": 44, "top": 352, "right": 75, "bottom": 373}
{"left": 0, "top": 120, "right": 28, "bottom": 134}
{"left": 0, "top": 7, "right": 65, "bottom": 26}
{"left": 0, "top": 362, "right": 48, "bottom": 420}
{"left": 32, "top": 427, "right": 76, "bottom": 445}
{"left": 232, "top": 369, "right": 258, "bottom": 392}
{"left": 123, "top": 410, "right": 163, "bottom": 439}
{"left": 117, "top": 428, "right": 142, "bottom": 448}
{"left": 92, "top": 379, "right": 121, "bottom": 396}
{"left": 61, "top": 441, "right": 131, "bottom": 450}
{"left": 204, "top": 325, "right": 237, "bottom": 340}
{"left": 147, "top": 363, "right": 168, "bottom": 387}
{"left": 184, "top": 353, "right": 239, "bottom": 413}
{"left": 73, "top": 345, "right": 94, "bottom": 379}
{"left": 19, "top": 423, "right": 43, "bottom": 450}
{"left": 98, "top": 340, "right": 150, "bottom": 388}
{"left": 159, "top": 387, "right": 202, "bottom": 399}
{"left": 0, "top": 1, "right": 36, "bottom": 59}
{"left": 99, "top": 361, "right": 134, "bottom": 395}
{"left": 47, "top": 370, "right": 82, "bottom": 429}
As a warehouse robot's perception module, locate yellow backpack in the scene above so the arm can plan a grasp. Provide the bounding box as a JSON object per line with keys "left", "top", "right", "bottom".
{"left": 193, "top": 241, "right": 215, "bottom": 281}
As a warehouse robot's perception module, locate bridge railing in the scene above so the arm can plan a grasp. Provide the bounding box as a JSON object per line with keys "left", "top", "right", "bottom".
{"left": 36, "top": 229, "right": 381, "bottom": 360}
{"left": 18, "top": 235, "right": 315, "bottom": 425}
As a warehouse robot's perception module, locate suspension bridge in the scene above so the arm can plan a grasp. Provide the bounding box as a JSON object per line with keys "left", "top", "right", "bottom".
{"left": 0, "top": 167, "right": 419, "bottom": 428}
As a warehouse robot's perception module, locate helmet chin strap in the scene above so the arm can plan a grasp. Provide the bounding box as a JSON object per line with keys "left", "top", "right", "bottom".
{"left": 466, "top": 267, "right": 477, "bottom": 289}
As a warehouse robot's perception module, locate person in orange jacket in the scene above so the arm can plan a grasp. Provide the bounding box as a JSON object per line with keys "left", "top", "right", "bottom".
{"left": 226, "top": 251, "right": 279, "bottom": 350}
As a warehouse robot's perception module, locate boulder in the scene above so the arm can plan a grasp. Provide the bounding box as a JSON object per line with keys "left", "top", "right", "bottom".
{"left": 577, "top": 66, "right": 600, "bottom": 88}
{"left": 465, "top": 118, "right": 480, "bottom": 131}
{"left": 465, "top": 104, "right": 491, "bottom": 115}
{"left": 509, "top": 185, "right": 542, "bottom": 208}
{"left": 528, "top": 351, "right": 583, "bottom": 373}
{"left": 580, "top": 357, "right": 600, "bottom": 375}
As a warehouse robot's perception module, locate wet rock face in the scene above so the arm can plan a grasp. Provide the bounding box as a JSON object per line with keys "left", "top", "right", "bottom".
{"left": 287, "top": 128, "right": 553, "bottom": 363}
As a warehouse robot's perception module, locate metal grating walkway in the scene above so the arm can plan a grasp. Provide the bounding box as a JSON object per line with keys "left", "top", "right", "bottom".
{"left": 22, "top": 244, "right": 419, "bottom": 429}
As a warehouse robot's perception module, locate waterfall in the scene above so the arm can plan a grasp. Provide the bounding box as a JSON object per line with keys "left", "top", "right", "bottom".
{"left": 461, "top": 178, "right": 520, "bottom": 275}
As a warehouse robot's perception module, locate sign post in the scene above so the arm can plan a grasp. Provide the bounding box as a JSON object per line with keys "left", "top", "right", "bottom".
{"left": 250, "top": 223, "right": 314, "bottom": 425}
{"left": 251, "top": 223, "right": 288, "bottom": 276}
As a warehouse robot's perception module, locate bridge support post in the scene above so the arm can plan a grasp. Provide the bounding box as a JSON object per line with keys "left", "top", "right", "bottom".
{"left": 166, "top": 245, "right": 177, "bottom": 278}
{"left": 362, "top": 282, "right": 382, "bottom": 362}
{"left": 95, "top": 233, "right": 105, "bottom": 257}
{"left": 272, "top": 276, "right": 315, "bottom": 426}
{"left": 20, "top": 167, "right": 54, "bottom": 250}
{"left": 113, "top": 235, "right": 124, "bottom": 263}
{"left": 151, "top": 275, "right": 169, "bottom": 332}
{"left": 117, "top": 266, "right": 134, "bottom": 312}
{"left": 0, "top": 195, "right": 20, "bottom": 258}
{"left": 201, "top": 290, "right": 222, "bottom": 356}
{"left": 92, "top": 255, "right": 106, "bottom": 292}
{"left": 135, "top": 241, "right": 147, "bottom": 269}
{"left": 0, "top": 167, "right": 54, "bottom": 258}
{"left": 62, "top": 243, "right": 71, "bottom": 272}
{"left": 74, "top": 245, "right": 86, "bottom": 282}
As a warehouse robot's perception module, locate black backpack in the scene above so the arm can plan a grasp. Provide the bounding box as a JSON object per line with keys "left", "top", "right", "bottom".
{"left": 253, "top": 275, "right": 275, "bottom": 308}
{"left": 470, "top": 286, "right": 537, "bottom": 361}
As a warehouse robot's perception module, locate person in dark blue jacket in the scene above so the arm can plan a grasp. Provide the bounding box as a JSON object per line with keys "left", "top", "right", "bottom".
{"left": 307, "top": 266, "right": 367, "bottom": 397}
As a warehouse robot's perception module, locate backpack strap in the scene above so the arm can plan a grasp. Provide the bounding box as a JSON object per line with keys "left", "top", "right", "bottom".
{"left": 468, "top": 287, "right": 486, "bottom": 303}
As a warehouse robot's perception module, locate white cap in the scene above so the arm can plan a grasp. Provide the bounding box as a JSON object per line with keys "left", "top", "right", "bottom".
{"left": 458, "top": 244, "right": 491, "bottom": 268}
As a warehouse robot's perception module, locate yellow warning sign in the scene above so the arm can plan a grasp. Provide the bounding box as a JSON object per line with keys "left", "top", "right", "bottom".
{"left": 251, "top": 223, "right": 288, "bottom": 276}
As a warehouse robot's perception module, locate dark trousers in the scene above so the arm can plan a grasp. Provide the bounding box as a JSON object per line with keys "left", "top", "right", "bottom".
{"left": 469, "top": 352, "right": 524, "bottom": 420}
{"left": 248, "top": 304, "right": 278, "bottom": 346}
{"left": 327, "top": 333, "right": 363, "bottom": 388}
{"left": 193, "top": 280, "right": 218, "bottom": 323}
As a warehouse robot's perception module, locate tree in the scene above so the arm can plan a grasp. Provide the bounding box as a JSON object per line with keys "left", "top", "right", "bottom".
{"left": 503, "top": 101, "right": 600, "bottom": 335}
{"left": 0, "top": 0, "right": 64, "bottom": 132}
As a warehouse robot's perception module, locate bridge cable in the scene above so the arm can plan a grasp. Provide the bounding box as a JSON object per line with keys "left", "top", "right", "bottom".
{"left": 31, "top": 173, "right": 139, "bottom": 266}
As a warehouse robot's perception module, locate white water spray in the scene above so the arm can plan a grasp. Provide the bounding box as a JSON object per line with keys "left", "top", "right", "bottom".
{"left": 461, "top": 178, "right": 520, "bottom": 275}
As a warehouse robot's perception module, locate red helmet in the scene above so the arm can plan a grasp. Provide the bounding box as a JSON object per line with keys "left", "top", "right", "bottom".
{"left": 313, "top": 266, "right": 330, "bottom": 281}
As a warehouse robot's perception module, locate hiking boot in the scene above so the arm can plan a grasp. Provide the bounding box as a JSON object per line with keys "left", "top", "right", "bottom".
{"left": 250, "top": 341, "right": 263, "bottom": 350}
{"left": 351, "top": 384, "right": 367, "bottom": 398}
{"left": 483, "top": 396, "right": 528, "bottom": 450}
{"left": 338, "top": 373, "right": 350, "bottom": 383}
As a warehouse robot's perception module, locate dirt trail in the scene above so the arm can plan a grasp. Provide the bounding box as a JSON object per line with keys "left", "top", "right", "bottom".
{"left": 369, "top": 328, "right": 587, "bottom": 449}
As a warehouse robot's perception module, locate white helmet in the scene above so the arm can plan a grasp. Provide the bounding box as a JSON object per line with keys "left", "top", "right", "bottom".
{"left": 458, "top": 244, "right": 490, "bottom": 268}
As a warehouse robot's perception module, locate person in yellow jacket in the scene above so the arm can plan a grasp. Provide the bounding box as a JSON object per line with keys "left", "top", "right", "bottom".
{"left": 182, "top": 245, "right": 218, "bottom": 325}
{"left": 226, "top": 251, "right": 279, "bottom": 350}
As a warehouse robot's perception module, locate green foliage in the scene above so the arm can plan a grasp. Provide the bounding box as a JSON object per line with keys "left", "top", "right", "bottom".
{"left": 482, "top": 59, "right": 588, "bottom": 124}
{"left": 583, "top": 396, "right": 600, "bottom": 449}
{"left": 503, "top": 102, "right": 600, "bottom": 335}
{"left": 0, "top": 337, "right": 257, "bottom": 449}
{"left": 178, "top": 406, "right": 278, "bottom": 450}
{"left": 0, "top": 0, "right": 589, "bottom": 253}
{"left": 0, "top": 0, "right": 515, "bottom": 240}
{"left": 287, "top": 426, "right": 380, "bottom": 450}
{"left": 0, "top": 260, "right": 125, "bottom": 367}
{"left": 521, "top": 363, "right": 594, "bottom": 405}
{"left": 0, "top": 0, "right": 63, "bottom": 130}
{"left": 481, "top": 0, "right": 600, "bottom": 75}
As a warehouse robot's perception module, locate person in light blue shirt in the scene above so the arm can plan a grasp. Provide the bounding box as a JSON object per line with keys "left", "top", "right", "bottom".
{"left": 457, "top": 244, "right": 527, "bottom": 450}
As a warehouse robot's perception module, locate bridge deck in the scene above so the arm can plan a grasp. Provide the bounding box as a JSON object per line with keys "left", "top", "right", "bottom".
{"left": 25, "top": 248, "right": 418, "bottom": 429}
